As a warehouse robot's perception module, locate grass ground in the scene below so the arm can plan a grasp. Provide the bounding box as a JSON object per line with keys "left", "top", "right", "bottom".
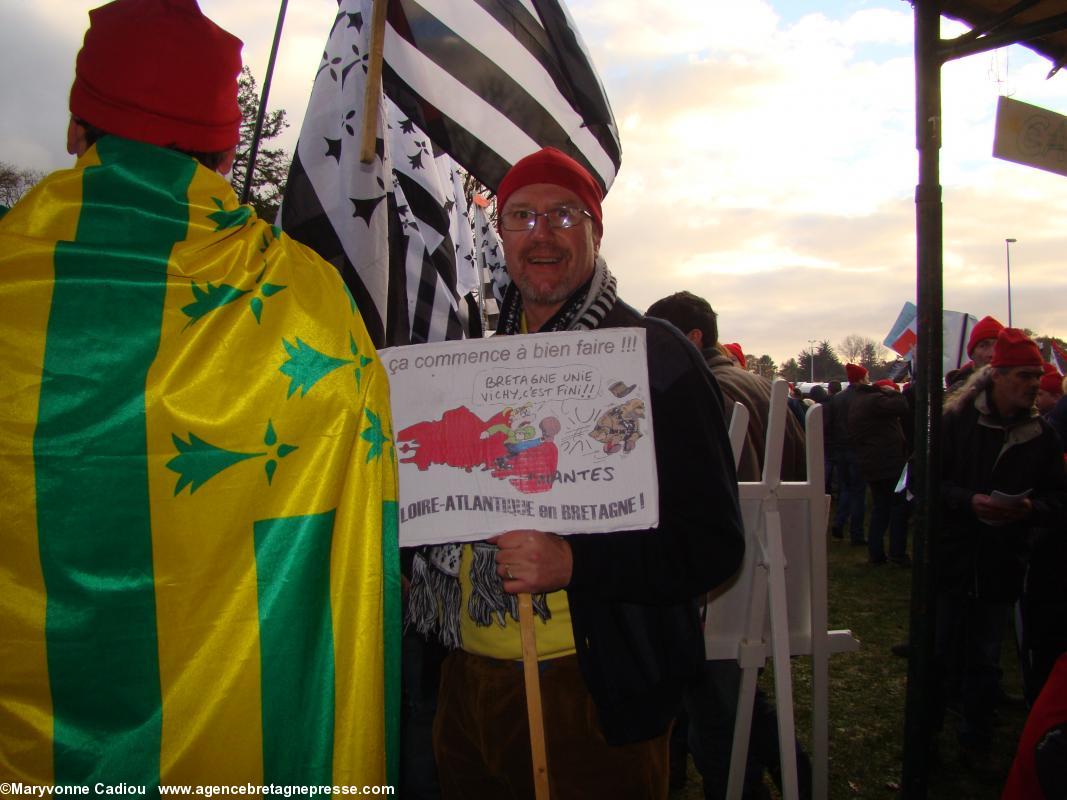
{"left": 670, "top": 530, "right": 1028, "bottom": 800}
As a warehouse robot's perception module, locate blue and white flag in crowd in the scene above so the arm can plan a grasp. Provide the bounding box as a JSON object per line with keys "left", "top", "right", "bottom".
{"left": 883, "top": 301, "right": 979, "bottom": 378}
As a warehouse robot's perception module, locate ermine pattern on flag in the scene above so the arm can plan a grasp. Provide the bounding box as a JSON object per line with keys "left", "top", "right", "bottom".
{"left": 472, "top": 198, "right": 509, "bottom": 304}
{"left": 381, "top": 0, "right": 621, "bottom": 193}
{"left": 282, "top": 2, "right": 476, "bottom": 347}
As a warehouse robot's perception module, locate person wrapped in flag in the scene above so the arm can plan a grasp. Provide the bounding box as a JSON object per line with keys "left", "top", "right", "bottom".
{"left": 0, "top": 0, "right": 399, "bottom": 788}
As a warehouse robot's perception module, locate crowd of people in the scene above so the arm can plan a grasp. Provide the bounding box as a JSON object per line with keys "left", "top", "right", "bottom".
{"left": 1, "top": 1, "right": 1066, "bottom": 798}
{"left": 796, "top": 317, "right": 1067, "bottom": 796}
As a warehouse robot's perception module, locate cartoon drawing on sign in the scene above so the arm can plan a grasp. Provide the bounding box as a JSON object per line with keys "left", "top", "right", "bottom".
{"left": 491, "top": 416, "right": 561, "bottom": 493}
{"left": 394, "top": 359, "right": 651, "bottom": 501}
{"left": 397, "top": 406, "right": 512, "bottom": 473}
{"left": 589, "top": 398, "right": 645, "bottom": 454}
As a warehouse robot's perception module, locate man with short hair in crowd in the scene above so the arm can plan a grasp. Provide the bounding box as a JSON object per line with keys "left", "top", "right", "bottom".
{"left": 407, "top": 148, "right": 745, "bottom": 799}
{"left": 0, "top": 0, "right": 398, "bottom": 784}
{"left": 646, "top": 291, "right": 806, "bottom": 485}
{"left": 936, "top": 328, "right": 1066, "bottom": 763}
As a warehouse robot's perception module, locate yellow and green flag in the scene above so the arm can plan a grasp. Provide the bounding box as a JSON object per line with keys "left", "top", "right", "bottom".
{"left": 0, "top": 136, "right": 400, "bottom": 787}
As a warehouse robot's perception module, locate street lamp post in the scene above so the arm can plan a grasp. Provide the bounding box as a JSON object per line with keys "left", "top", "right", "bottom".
{"left": 807, "top": 338, "right": 817, "bottom": 382}
{"left": 1005, "top": 238, "right": 1017, "bottom": 327}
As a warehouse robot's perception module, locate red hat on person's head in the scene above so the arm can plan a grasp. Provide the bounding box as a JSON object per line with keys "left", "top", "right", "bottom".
{"left": 967, "top": 315, "right": 1004, "bottom": 356}
{"left": 496, "top": 147, "right": 604, "bottom": 235}
{"left": 1040, "top": 364, "right": 1064, "bottom": 394}
{"left": 990, "top": 328, "right": 1044, "bottom": 368}
{"left": 845, "top": 363, "right": 868, "bottom": 384}
{"left": 723, "top": 342, "right": 746, "bottom": 369}
{"left": 70, "top": 0, "right": 243, "bottom": 153}
{"left": 874, "top": 379, "right": 899, "bottom": 391}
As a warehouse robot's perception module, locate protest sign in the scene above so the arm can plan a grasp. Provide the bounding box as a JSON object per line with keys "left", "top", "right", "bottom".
{"left": 380, "top": 328, "right": 659, "bottom": 546}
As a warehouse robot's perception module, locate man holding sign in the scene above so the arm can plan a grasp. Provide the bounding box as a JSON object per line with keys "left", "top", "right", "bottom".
{"left": 414, "top": 148, "right": 745, "bottom": 798}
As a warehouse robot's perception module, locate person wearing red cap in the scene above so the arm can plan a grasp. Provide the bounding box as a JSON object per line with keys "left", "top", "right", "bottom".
{"left": 947, "top": 315, "right": 1005, "bottom": 393}
{"left": 968, "top": 315, "right": 1006, "bottom": 368}
{"left": 824, "top": 363, "right": 870, "bottom": 546}
{"left": 414, "top": 149, "right": 745, "bottom": 799}
{"left": 936, "top": 328, "right": 1067, "bottom": 763}
{"left": 1016, "top": 363, "right": 1067, "bottom": 714}
{"left": 0, "top": 0, "right": 398, "bottom": 786}
{"left": 1037, "top": 364, "right": 1064, "bottom": 417}
{"left": 722, "top": 342, "right": 747, "bottom": 369}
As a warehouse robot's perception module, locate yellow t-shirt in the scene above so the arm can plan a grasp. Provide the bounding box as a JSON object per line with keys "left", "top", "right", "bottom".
{"left": 460, "top": 311, "right": 574, "bottom": 660}
{"left": 458, "top": 544, "right": 576, "bottom": 660}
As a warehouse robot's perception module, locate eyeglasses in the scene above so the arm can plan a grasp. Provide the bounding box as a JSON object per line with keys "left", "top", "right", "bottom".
{"left": 500, "top": 206, "right": 592, "bottom": 231}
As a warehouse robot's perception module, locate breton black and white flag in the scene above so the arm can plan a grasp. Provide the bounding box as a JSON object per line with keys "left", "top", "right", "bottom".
{"left": 382, "top": 0, "right": 621, "bottom": 193}
{"left": 472, "top": 195, "right": 509, "bottom": 304}
{"left": 281, "top": 2, "right": 476, "bottom": 347}
{"left": 281, "top": 0, "right": 620, "bottom": 347}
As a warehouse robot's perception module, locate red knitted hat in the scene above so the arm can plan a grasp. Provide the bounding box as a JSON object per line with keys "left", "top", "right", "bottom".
{"left": 723, "top": 343, "right": 746, "bottom": 369}
{"left": 1040, "top": 364, "right": 1064, "bottom": 394}
{"left": 70, "top": 0, "right": 243, "bottom": 152}
{"left": 845, "top": 363, "right": 868, "bottom": 383}
{"left": 967, "top": 315, "right": 1004, "bottom": 356}
{"left": 990, "top": 328, "right": 1044, "bottom": 368}
{"left": 496, "top": 147, "right": 603, "bottom": 235}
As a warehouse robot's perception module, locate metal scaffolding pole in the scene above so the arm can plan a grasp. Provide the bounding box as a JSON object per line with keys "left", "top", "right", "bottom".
{"left": 902, "top": 2, "right": 944, "bottom": 797}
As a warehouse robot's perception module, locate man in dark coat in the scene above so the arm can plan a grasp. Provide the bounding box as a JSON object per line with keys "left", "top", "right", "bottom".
{"left": 848, "top": 379, "right": 911, "bottom": 565}
{"left": 936, "top": 328, "right": 1067, "bottom": 760}
{"left": 824, "top": 363, "right": 870, "bottom": 544}
{"left": 410, "top": 149, "right": 746, "bottom": 800}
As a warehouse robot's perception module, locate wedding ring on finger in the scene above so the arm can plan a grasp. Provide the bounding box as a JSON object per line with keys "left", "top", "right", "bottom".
{"left": 505, "top": 564, "right": 515, "bottom": 580}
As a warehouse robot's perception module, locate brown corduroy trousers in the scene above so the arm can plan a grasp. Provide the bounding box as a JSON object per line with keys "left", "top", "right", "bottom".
{"left": 432, "top": 650, "right": 670, "bottom": 800}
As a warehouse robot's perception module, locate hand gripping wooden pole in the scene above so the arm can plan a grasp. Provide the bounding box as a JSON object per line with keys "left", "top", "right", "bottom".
{"left": 519, "top": 593, "right": 551, "bottom": 800}
{"left": 360, "top": 0, "right": 389, "bottom": 164}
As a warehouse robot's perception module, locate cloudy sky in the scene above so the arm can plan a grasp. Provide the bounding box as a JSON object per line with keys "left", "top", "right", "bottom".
{"left": 2, "top": 0, "right": 1064, "bottom": 367}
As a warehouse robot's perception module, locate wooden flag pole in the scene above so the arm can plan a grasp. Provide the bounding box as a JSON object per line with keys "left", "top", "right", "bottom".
{"left": 519, "top": 592, "right": 551, "bottom": 800}
{"left": 360, "top": 0, "right": 389, "bottom": 164}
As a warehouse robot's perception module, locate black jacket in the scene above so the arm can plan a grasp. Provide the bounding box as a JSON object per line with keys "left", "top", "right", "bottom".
{"left": 824, "top": 385, "right": 858, "bottom": 457}
{"left": 847, "top": 383, "right": 910, "bottom": 482}
{"left": 562, "top": 300, "right": 746, "bottom": 744}
{"left": 940, "top": 387, "right": 1067, "bottom": 601}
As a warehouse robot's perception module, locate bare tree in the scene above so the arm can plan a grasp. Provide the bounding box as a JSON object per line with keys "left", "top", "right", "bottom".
{"left": 0, "top": 161, "right": 45, "bottom": 208}
{"left": 838, "top": 333, "right": 868, "bottom": 364}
